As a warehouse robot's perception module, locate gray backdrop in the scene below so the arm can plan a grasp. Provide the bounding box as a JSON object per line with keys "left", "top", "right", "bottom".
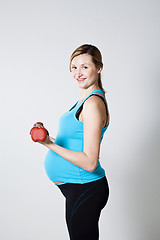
{"left": 0, "top": 0, "right": 159, "bottom": 239}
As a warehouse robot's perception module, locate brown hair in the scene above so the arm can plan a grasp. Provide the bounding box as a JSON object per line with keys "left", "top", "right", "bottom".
{"left": 69, "top": 44, "right": 106, "bottom": 94}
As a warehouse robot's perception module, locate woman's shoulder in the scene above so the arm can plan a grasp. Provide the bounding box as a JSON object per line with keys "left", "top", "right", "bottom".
{"left": 82, "top": 94, "right": 106, "bottom": 117}
{"left": 84, "top": 92, "right": 106, "bottom": 109}
{"left": 82, "top": 92, "right": 109, "bottom": 126}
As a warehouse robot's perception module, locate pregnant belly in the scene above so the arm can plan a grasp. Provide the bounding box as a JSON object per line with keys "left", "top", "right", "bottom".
{"left": 44, "top": 149, "right": 80, "bottom": 182}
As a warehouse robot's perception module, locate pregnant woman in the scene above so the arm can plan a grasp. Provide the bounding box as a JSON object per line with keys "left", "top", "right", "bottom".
{"left": 34, "top": 44, "right": 110, "bottom": 240}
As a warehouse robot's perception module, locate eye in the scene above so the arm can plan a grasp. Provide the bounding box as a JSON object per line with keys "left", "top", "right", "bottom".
{"left": 71, "top": 66, "right": 77, "bottom": 70}
{"left": 83, "top": 66, "right": 88, "bottom": 69}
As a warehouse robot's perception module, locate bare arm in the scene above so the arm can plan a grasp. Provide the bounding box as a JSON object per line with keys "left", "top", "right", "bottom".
{"left": 40, "top": 97, "right": 104, "bottom": 172}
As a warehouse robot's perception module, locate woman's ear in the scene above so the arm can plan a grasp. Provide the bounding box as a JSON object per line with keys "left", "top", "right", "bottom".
{"left": 97, "top": 67, "right": 102, "bottom": 74}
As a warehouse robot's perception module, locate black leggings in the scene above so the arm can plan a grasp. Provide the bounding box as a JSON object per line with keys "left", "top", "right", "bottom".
{"left": 57, "top": 176, "right": 109, "bottom": 240}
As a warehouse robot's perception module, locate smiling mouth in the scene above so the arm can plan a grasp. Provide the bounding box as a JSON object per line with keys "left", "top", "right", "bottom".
{"left": 77, "top": 78, "right": 86, "bottom": 81}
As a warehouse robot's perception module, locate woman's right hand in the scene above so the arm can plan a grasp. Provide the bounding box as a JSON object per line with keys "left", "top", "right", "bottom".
{"left": 30, "top": 122, "right": 50, "bottom": 142}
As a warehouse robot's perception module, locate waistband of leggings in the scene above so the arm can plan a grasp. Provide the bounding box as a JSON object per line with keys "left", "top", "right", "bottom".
{"left": 57, "top": 176, "right": 107, "bottom": 189}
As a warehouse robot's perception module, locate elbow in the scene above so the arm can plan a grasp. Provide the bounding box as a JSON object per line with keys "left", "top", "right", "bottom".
{"left": 87, "top": 161, "right": 98, "bottom": 173}
{"left": 88, "top": 168, "right": 96, "bottom": 173}
{"left": 83, "top": 153, "right": 98, "bottom": 173}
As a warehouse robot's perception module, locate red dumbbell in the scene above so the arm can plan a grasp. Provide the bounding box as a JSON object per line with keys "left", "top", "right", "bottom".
{"left": 30, "top": 122, "right": 49, "bottom": 142}
{"left": 33, "top": 122, "right": 44, "bottom": 127}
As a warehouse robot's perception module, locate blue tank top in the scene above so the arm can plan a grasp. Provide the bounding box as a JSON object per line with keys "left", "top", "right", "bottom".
{"left": 44, "top": 89, "right": 109, "bottom": 184}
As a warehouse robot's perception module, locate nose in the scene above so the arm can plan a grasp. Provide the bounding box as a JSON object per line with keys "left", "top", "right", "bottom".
{"left": 76, "top": 68, "right": 83, "bottom": 78}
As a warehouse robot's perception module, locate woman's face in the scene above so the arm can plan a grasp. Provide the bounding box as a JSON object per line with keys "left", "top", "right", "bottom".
{"left": 71, "top": 53, "right": 101, "bottom": 89}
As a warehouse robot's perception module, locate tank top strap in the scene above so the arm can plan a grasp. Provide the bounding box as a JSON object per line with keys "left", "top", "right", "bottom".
{"left": 88, "top": 89, "right": 105, "bottom": 97}
{"left": 69, "top": 89, "right": 105, "bottom": 112}
{"left": 81, "top": 89, "right": 105, "bottom": 104}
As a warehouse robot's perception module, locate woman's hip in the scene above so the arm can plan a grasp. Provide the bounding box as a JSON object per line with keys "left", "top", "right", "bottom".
{"left": 57, "top": 176, "right": 109, "bottom": 205}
